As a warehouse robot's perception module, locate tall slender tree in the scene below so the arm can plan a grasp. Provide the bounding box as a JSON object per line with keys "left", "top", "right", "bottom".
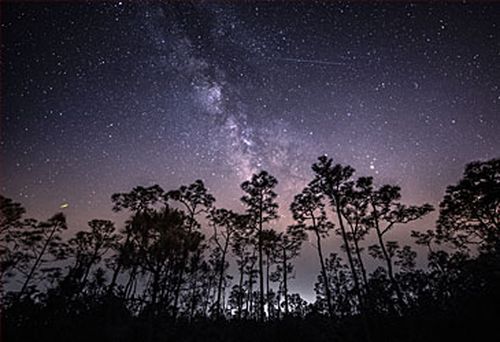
{"left": 209, "top": 208, "right": 242, "bottom": 317}
{"left": 275, "top": 225, "right": 306, "bottom": 315}
{"left": 230, "top": 214, "right": 253, "bottom": 319}
{"left": 290, "top": 185, "right": 335, "bottom": 317}
{"left": 310, "top": 156, "right": 372, "bottom": 342}
{"left": 165, "top": 180, "right": 215, "bottom": 317}
{"left": 67, "top": 219, "right": 118, "bottom": 294}
{"left": 261, "top": 228, "right": 279, "bottom": 316}
{"left": 310, "top": 157, "right": 364, "bottom": 308}
{"left": 240, "top": 171, "right": 279, "bottom": 321}
{"left": 365, "top": 183, "right": 433, "bottom": 312}
{"left": 18, "top": 213, "right": 67, "bottom": 298}
{"left": 109, "top": 185, "right": 165, "bottom": 295}
{"left": 341, "top": 177, "right": 374, "bottom": 291}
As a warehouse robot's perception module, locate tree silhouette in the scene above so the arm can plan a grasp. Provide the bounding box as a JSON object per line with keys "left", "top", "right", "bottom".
{"left": 290, "top": 185, "right": 335, "bottom": 317}
{"left": 261, "top": 228, "right": 279, "bottom": 318}
{"left": 309, "top": 157, "right": 370, "bottom": 317}
{"left": 111, "top": 185, "right": 165, "bottom": 214}
{"left": 67, "top": 219, "right": 118, "bottom": 295}
{"left": 241, "top": 171, "right": 279, "bottom": 321}
{"left": 208, "top": 208, "right": 242, "bottom": 317}
{"left": 275, "top": 225, "right": 306, "bottom": 315}
{"left": 2, "top": 157, "right": 499, "bottom": 342}
{"left": 1, "top": 196, "right": 27, "bottom": 285}
{"left": 313, "top": 252, "right": 352, "bottom": 317}
{"left": 229, "top": 213, "right": 253, "bottom": 319}
{"left": 165, "top": 180, "right": 215, "bottom": 318}
{"left": 365, "top": 183, "right": 433, "bottom": 313}
{"left": 340, "top": 177, "right": 373, "bottom": 293}
{"left": 109, "top": 185, "right": 165, "bottom": 295}
{"left": 17, "top": 213, "right": 67, "bottom": 298}
{"left": 436, "top": 158, "right": 500, "bottom": 252}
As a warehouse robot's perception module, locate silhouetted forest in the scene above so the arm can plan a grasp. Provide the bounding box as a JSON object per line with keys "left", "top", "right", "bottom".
{"left": 2, "top": 156, "right": 499, "bottom": 342}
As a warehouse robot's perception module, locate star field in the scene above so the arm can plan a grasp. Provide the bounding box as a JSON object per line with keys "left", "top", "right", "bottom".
{"left": 2, "top": 2, "right": 499, "bottom": 300}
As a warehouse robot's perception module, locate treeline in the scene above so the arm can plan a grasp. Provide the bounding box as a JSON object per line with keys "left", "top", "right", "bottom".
{"left": 1, "top": 156, "right": 499, "bottom": 342}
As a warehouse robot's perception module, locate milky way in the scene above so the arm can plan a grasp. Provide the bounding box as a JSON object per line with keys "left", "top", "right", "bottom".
{"left": 2, "top": 2, "right": 499, "bottom": 299}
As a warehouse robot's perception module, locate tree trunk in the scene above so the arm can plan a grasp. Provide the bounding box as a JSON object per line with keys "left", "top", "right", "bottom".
{"left": 314, "top": 227, "right": 333, "bottom": 317}
{"left": 266, "top": 253, "right": 271, "bottom": 318}
{"left": 351, "top": 227, "right": 369, "bottom": 292}
{"left": 258, "top": 194, "right": 265, "bottom": 322}
{"left": 79, "top": 247, "right": 100, "bottom": 294}
{"left": 372, "top": 208, "right": 405, "bottom": 313}
{"left": 283, "top": 247, "right": 289, "bottom": 316}
{"left": 173, "top": 210, "right": 196, "bottom": 319}
{"left": 247, "top": 264, "right": 254, "bottom": 318}
{"left": 108, "top": 231, "right": 132, "bottom": 295}
{"left": 335, "top": 202, "right": 363, "bottom": 300}
{"left": 336, "top": 200, "right": 372, "bottom": 342}
{"left": 19, "top": 224, "right": 58, "bottom": 297}
{"left": 238, "top": 262, "right": 244, "bottom": 319}
{"left": 216, "top": 237, "right": 230, "bottom": 317}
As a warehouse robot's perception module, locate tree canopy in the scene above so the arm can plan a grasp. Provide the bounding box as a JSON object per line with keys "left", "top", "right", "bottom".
{"left": 2, "top": 157, "right": 499, "bottom": 342}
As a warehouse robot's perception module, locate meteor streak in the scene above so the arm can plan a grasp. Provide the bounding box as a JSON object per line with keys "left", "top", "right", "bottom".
{"left": 274, "top": 57, "right": 346, "bottom": 66}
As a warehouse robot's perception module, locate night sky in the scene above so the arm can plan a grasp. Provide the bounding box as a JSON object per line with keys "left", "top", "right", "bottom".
{"left": 2, "top": 2, "right": 499, "bottom": 300}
